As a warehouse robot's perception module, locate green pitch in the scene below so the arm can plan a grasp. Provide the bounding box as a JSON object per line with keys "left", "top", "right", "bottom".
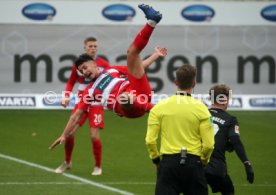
{"left": 0, "top": 110, "right": 276, "bottom": 195}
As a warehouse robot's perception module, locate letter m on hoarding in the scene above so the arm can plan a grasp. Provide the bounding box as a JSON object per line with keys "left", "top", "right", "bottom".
{"left": 238, "top": 55, "right": 275, "bottom": 83}
{"left": 14, "top": 54, "right": 52, "bottom": 82}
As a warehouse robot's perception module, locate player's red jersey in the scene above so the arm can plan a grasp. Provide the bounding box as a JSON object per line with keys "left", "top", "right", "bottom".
{"left": 78, "top": 66, "right": 152, "bottom": 118}
{"left": 64, "top": 57, "right": 110, "bottom": 127}
{"left": 64, "top": 57, "right": 110, "bottom": 97}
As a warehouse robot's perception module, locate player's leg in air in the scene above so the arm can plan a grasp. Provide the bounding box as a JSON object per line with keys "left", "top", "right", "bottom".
{"left": 122, "top": 4, "right": 162, "bottom": 113}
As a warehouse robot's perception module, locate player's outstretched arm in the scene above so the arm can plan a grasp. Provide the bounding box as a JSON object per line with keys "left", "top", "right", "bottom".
{"left": 142, "top": 46, "right": 167, "bottom": 69}
{"left": 230, "top": 135, "right": 254, "bottom": 183}
{"left": 49, "top": 109, "right": 84, "bottom": 150}
{"left": 61, "top": 95, "right": 70, "bottom": 108}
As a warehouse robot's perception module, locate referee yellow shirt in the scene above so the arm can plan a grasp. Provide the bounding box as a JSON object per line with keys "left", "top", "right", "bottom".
{"left": 146, "top": 94, "right": 214, "bottom": 163}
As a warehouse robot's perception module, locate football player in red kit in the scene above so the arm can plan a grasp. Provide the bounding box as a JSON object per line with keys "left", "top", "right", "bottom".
{"left": 50, "top": 4, "right": 163, "bottom": 153}
{"left": 55, "top": 36, "right": 166, "bottom": 175}
{"left": 55, "top": 37, "right": 110, "bottom": 175}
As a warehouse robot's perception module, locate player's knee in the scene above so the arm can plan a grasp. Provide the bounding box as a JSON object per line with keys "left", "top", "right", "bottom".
{"left": 127, "top": 44, "right": 139, "bottom": 56}
{"left": 91, "top": 136, "right": 98, "bottom": 142}
{"left": 90, "top": 132, "right": 100, "bottom": 141}
{"left": 90, "top": 128, "right": 100, "bottom": 141}
{"left": 67, "top": 133, "right": 75, "bottom": 139}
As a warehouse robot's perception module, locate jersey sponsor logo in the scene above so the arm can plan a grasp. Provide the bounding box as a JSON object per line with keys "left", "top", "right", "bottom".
{"left": 102, "top": 4, "right": 136, "bottom": 21}
{"left": 249, "top": 97, "right": 276, "bottom": 107}
{"left": 181, "top": 5, "right": 215, "bottom": 22}
{"left": 22, "top": 3, "right": 56, "bottom": 21}
{"left": 0, "top": 96, "right": 36, "bottom": 107}
{"left": 261, "top": 5, "right": 276, "bottom": 22}
{"left": 96, "top": 75, "right": 114, "bottom": 92}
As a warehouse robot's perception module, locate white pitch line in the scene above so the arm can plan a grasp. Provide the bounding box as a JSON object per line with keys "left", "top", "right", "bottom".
{"left": 0, "top": 153, "right": 134, "bottom": 195}
{"left": 102, "top": 182, "right": 155, "bottom": 185}
{"left": 0, "top": 181, "right": 276, "bottom": 187}
{"left": 102, "top": 182, "right": 276, "bottom": 187}
{"left": 0, "top": 182, "right": 84, "bottom": 185}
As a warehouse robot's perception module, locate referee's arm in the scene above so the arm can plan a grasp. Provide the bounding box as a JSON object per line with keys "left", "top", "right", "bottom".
{"left": 145, "top": 110, "right": 160, "bottom": 164}
{"left": 199, "top": 117, "right": 215, "bottom": 164}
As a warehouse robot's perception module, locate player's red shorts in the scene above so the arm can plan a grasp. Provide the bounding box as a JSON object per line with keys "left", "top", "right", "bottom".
{"left": 88, "top": 105, "right": 104, "bottom": 128}
{"left": 73, "top": 91, "right": 104, "bottom": 128}
{"left": 115, "top": 73, "right": 153, "bottom": 118}
{"left": 126, "top": 73, "right": 152, "bottom": 99}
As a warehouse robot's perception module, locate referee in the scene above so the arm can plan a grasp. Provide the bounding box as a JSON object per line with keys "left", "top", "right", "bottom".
{"left": 145, "top": 64, "right": 214, "bottom": 195}
{"left": 205, "top": 84, "right": 254, "bottom": 194}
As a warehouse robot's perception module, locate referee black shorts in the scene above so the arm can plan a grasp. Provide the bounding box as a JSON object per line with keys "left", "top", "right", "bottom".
{"left": 155, "top": 153, "right": 208, "bottom": 195}
{"left": 205, "top": 173, "right": 234, "bottom": 194}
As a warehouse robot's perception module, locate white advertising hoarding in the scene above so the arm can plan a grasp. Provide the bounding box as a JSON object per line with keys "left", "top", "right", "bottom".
{"left": 0, "top": 1, "right": 275, "bottom": 110}
{"left": 0, "top": 1, "right": 276, "bottom": 26}
{"left": 0, "top": 25, "right": 275, "bottom": 95}
{"left": 1, "top": 94, "right": 276, "bottom": 111}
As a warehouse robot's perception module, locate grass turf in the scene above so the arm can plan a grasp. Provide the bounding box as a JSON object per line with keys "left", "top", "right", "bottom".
{"left": 0, "top": 110, "right": 275, "bottom": 195}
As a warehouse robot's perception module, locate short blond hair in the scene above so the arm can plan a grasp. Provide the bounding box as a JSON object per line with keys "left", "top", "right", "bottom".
{"left": 84, "top": 37, "right": 97, "bottom": 44}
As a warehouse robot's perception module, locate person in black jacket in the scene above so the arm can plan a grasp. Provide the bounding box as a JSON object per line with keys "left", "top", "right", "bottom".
{"left": 205, "top": 84, "right": 254, "bottom": 195}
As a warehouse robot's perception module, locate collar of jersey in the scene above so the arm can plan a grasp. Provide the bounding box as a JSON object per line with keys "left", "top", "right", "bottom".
{"left": 175, "top": 92, "right": 191, "bottom": 96}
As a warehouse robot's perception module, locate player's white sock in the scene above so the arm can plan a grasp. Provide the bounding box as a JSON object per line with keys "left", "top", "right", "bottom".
{"left": 148, "top": 20, "right": 156, "bottom": 27}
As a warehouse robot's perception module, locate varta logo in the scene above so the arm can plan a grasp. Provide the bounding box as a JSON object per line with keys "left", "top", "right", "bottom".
{"left": 0, "top": 97, "right": 36, "bottom": 107}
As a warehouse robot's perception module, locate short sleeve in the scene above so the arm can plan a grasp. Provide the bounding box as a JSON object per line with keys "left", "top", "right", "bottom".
{"left": 228, "top": 117, "right": 240, "bottom": 138}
